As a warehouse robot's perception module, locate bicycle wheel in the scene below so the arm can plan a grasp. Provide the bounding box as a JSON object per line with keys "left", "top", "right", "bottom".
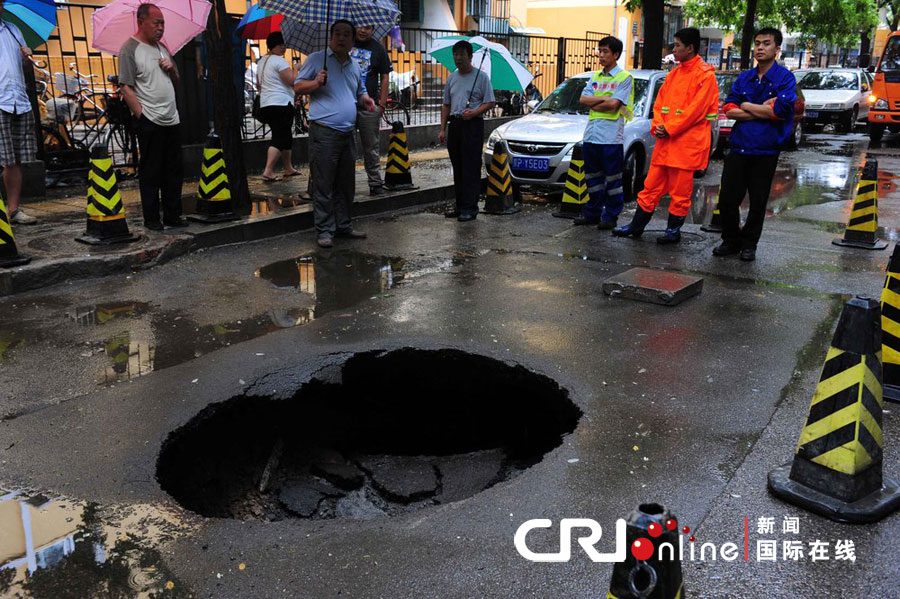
{"left": 104, "top": 124, "right": 140, "bottom": 175}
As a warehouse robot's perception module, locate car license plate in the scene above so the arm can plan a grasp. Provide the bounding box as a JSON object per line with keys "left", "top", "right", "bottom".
{"left": 511, "top": 156, "right": 550, "bottom": 172}
{"left": 806, "top": 110, "right": 819, "bottom": 118}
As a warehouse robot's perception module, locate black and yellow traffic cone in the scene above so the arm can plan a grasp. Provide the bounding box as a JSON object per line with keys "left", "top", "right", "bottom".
{"left": 881, "top": 244, "right": 900, "bottom": 403}
{"left": 552, "top": 144, "right": 587, "bottom": 219}
{"left": 482, "top": 140, "right": 520, "bottom": 215}
{"left": 833, "top": 158, "right": 888, "bottom": 250}
{"left": 0, "top": 191, "right": 29, "bottom": 268}
{"left": 75, "top": 146, "right": 139, "bottom": 246}
{"left": 384, "top": 121, "right": 417, "bottom": 191}
{"left": 768, "top": 296, "right": 900, "bottom": 523}
{"left": 188, "top": 135, "right": 239, "bottom": 223}
{"left": 607, "top": 503, "right": 683, "bottom": 599}
{"left": 700, "top": 193, "right": 722, "bottom": 233}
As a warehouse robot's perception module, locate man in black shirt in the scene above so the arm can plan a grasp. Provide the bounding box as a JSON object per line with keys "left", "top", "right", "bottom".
{"left": 351, "top": 26, "right": 393, "bottom": 195}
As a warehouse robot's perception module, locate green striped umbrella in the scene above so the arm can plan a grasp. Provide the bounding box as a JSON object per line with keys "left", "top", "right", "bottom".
{"left": 429, "top": 35, "right": 533, "bottom": 91}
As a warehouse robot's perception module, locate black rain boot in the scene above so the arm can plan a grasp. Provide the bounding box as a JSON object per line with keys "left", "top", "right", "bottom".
{"left": 657, "top": 213, "right": 686, "bottom": 244}
{"left": 611, "top": 207, "right": 653, "bottom": 238}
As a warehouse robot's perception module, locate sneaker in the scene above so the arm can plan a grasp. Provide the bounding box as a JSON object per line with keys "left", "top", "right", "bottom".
{"left": 163, "top": 217, "right": 190, "bottom": 228}
{"left": 369, "top": 185, "right": 387, "bottom": 196}
{"left": 739, "top": 247, "right": 756, "bottom": 262}
{"left": 144, "top": 221, "right": 164, "bottom": 231}
{"left": 9, "top": 209, "right": 37, "bottom": 225}
{"left": 316, "top": 237, "right": 333, "bottom": 248}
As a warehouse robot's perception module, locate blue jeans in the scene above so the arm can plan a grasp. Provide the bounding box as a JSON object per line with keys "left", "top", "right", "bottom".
{"left": 582, "top": 142, "right": 624, "bottom": 222}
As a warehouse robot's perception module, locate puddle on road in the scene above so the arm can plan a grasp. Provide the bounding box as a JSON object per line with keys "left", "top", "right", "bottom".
{"left": 0, "top": 490, "right": 192, "bottom": 598}
{"left": 0, "top": 251, "right": 411, "bottom": 386}
{"left": 96, "top": 251, "right": 405, "bottom": 384}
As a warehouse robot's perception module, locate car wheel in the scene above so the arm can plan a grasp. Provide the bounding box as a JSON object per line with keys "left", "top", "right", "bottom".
{"left": 869, "top": 122, "right": 886, "bottom": 142}
{"left": 787, "top": 119, "right": 803, "bottom": 150}
{"left": 623, "top": 146, "right": 644, "bottom": 204}
{"left": 837, "top": 106, "right": 857, "bottom": 133}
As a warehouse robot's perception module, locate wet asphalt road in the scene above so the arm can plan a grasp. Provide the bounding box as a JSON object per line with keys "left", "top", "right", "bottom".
{"left": 1, "top": 130, "right": 900, "bottom": 598}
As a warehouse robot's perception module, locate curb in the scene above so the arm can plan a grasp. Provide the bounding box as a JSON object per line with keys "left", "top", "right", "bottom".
{"left": 0, "top": 182, "right": 454, "bottom": 297}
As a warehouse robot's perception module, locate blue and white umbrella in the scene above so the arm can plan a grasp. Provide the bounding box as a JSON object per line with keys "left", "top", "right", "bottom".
{"left": 280, "top": 17, "right": 394, "bottom": 55}
{"left": 259, "top": 0, "right": 399, "bottom": 30}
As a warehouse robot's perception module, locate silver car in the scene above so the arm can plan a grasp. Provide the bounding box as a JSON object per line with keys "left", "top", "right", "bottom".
{"left": 484, "top": 70, "right": 720, "bottom": 202}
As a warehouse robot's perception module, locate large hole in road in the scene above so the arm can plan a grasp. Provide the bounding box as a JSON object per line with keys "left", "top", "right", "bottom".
{"left": 156, "top": 348, "right": 582, "bottom": 520}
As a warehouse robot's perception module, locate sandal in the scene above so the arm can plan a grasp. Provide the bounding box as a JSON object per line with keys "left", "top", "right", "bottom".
{"left": 262, "top": 174, "right": 280, "bottom": 182}
{"left": 283, "top": 170, "right": 301, "bottom": 177}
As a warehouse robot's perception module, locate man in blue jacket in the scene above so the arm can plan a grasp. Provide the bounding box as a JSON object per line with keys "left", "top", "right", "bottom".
{"left": 712, "top": 27, "right": 796, "bottom": 262}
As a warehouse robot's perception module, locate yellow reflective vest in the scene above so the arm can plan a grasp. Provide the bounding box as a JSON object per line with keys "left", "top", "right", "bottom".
{"left": 588, "top": 68, "right": 634, "bottom": 122}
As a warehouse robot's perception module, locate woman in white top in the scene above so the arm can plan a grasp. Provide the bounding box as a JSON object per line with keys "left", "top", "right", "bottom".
{"left": 259, "top": 31, "right": 300, "bottom": 181}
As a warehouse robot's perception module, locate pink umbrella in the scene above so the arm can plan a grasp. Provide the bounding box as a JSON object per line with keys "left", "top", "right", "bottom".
{"left": 91, "top": 0, "right": 212, "bottom": 56}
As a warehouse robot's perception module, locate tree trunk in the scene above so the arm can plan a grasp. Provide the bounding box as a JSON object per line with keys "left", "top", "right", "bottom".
{"left": 204, "top": 0, "right": 250, "bottom": 215}
{"left": 860, "top": 27, "right": 872, "bottom": 68}
{"left": 641, "top": 0, "right": 664, "bottom": 70}
{"left": 740, "top": 0, "right": 758, "bottom": 70}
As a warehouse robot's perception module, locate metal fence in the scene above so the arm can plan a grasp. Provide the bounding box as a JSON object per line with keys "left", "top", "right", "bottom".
{"left": 29, "top": 1, "right": 611, "bottom": 164}
{"left": 240, "top": 26, "right": 610, "bottom": 139}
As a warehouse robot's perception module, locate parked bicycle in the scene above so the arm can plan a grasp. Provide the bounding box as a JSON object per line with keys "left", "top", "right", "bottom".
{"left": 31, "top": 59, "right": 139, "bottom": 185}
{"left": 382, "top": 69, "right": 418, "bottom": 126}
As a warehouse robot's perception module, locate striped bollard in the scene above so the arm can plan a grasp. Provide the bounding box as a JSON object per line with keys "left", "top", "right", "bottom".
{"left": 75, "top": 146, "right": 139, "bottom": 245}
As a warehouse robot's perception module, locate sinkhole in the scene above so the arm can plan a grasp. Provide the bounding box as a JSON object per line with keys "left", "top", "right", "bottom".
{"left": 156, "top": 348, "right": 582, "bottom": 520}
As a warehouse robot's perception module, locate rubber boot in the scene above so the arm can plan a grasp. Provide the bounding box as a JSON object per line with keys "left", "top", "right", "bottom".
{"left": 657, "top": 213, "right": 686, "bottom": 244}
{"left": 611, "top": 207, "right": 653, "bottom": 238}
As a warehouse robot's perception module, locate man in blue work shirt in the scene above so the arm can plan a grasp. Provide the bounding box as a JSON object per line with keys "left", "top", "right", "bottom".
{"left": 575, "top": 35, "right": 633, "bottom": 229}
{"left": 712, "top": 27, "right": 796, "bottom": 262}
{"left": 296, "top": 19, "right": 377, "bottom": 248}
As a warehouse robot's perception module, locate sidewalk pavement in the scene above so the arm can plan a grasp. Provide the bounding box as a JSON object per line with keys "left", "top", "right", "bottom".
{"left": 2, "top": 148, "right": 455, "bottom": 296}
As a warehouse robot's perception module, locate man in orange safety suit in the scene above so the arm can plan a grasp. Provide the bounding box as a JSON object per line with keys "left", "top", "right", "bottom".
{"left": 613, "top": 27, "right": 719, "bottom": 244}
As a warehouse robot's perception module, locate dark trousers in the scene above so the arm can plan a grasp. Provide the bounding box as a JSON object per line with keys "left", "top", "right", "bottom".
{"left": 582, "top": 142, "right": 625, "bottom": 222}
{"left": 718, "top": 151, "right": 780, "bottom": 249}
{"left": 136, "top": 115, "right": 183, "bottom": 224}
{"left": 309, "top": 121, "right": 356, "bottom": 238}
{"left": 447, "top": 117, "right": 484, "bottom": 216}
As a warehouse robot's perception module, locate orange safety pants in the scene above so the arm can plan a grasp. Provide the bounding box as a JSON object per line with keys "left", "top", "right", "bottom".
{"left": 636, "top": 164, "right": 695, "bottom": 217}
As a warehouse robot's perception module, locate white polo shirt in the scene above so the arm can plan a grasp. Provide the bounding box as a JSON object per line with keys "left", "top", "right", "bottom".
{"left": 0, "top": 21, "right": 31, "bottom": 114}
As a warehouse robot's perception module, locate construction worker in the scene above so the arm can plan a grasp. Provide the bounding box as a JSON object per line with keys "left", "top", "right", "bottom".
{"left": 612, "top": 27, "right": 719, "bottom": 243}
{"left": 574, "top": 35, "right": 633, "bottom": 229}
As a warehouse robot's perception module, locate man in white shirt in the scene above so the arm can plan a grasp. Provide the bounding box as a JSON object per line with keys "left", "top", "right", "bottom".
{"left": 0, "top": 0, "right": 38, "bottom": 225}
{"left": 118, "top": 3, "right": 186, "bottom": 231}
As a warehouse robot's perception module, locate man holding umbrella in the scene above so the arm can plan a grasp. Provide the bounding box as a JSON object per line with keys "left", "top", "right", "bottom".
{"left": 439, "top": 40, "right": 495, "bottom": 222}
{"left": 295, "top": 19, "right": 377, "bottom": 249}
{"left": 0, "top": 0, "right": 38, "bottom": 225}
{"left": 118, "top": 3, "right": 187, "bottom": 230}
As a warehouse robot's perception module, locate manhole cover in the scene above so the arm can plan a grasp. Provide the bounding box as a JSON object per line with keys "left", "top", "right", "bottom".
{"left": 156, "top": 348, "right": 582, "bottom": 520}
